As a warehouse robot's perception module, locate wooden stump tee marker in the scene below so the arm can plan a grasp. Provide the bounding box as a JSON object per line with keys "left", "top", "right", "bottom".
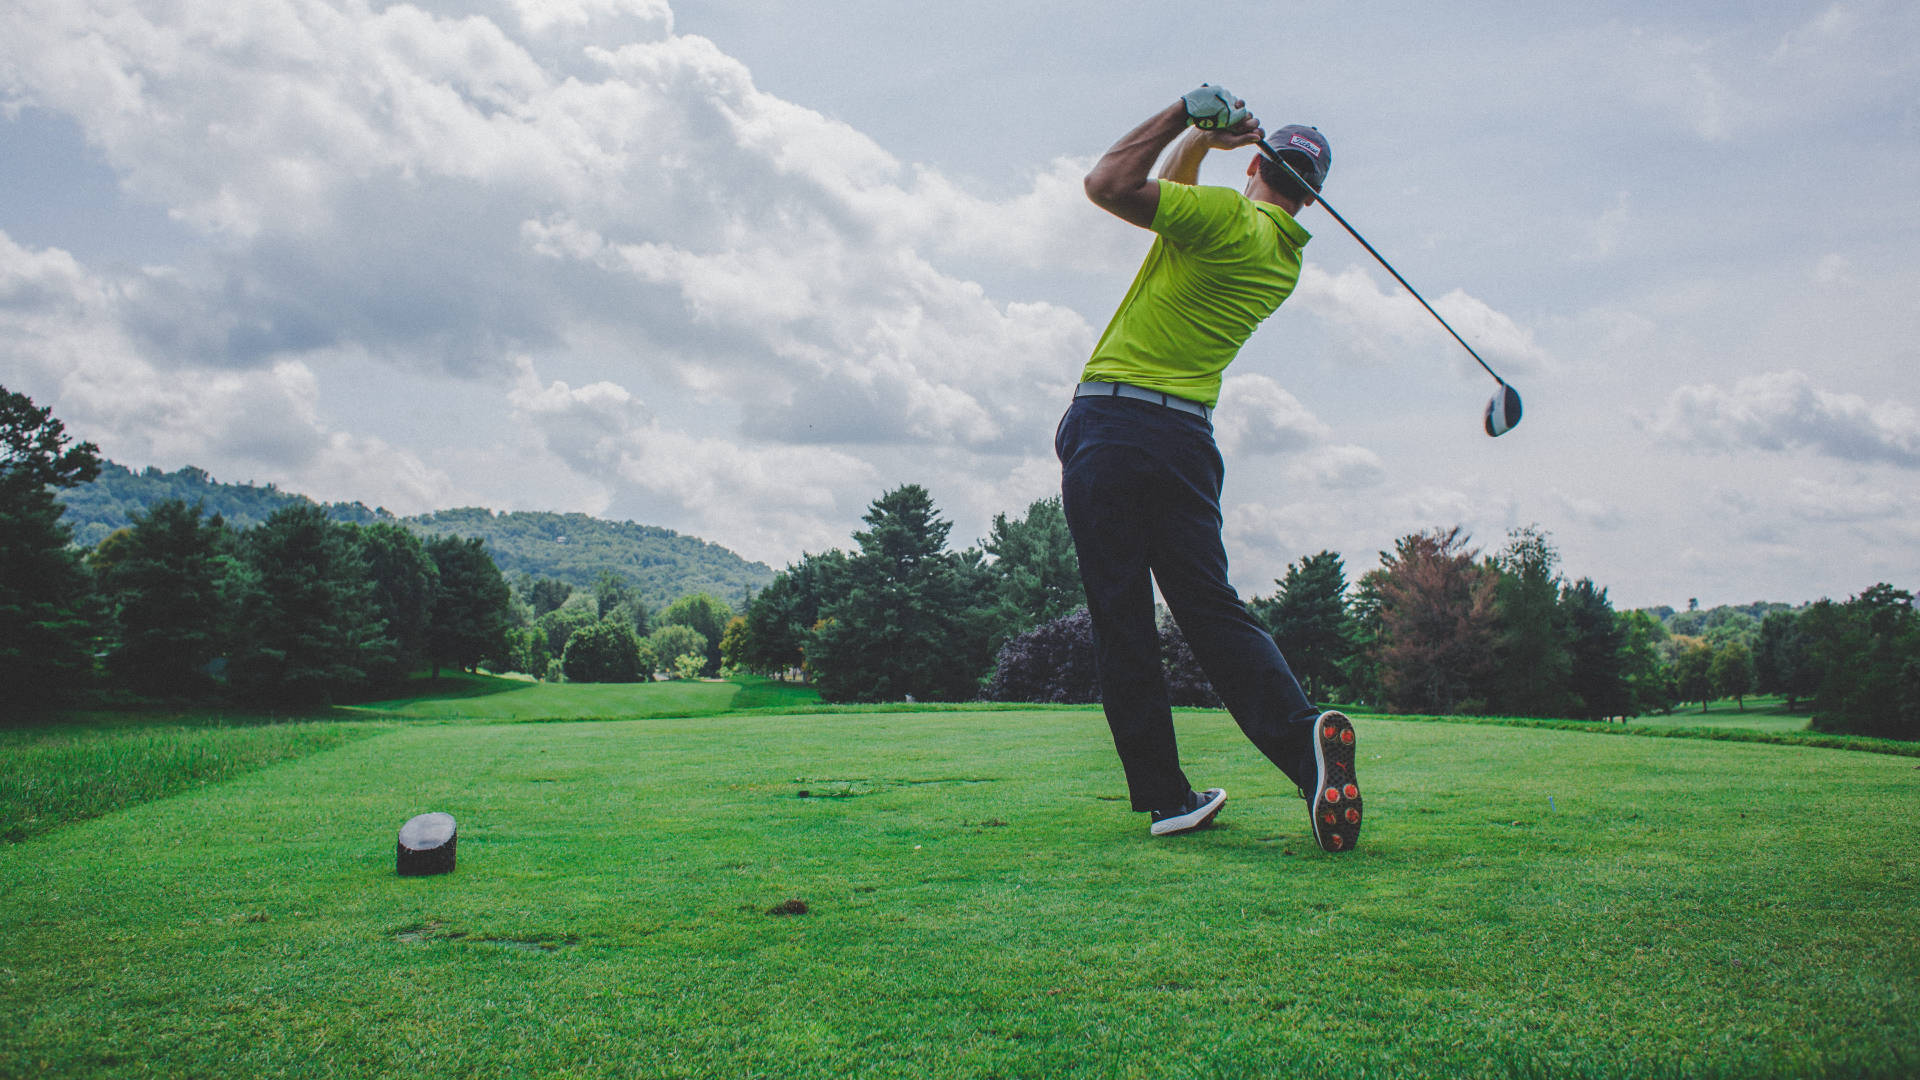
{"left": 396, "top": 812, "right": 457, "bottom": 876}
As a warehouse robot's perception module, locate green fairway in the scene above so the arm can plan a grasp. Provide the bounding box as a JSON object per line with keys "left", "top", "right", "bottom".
{"left": 350, "top": 673, "right": 822, "bottom": 720}
{"left": 2, "top": 707, "right": 1915, "bottom": 1079}
{"left": 1631, "top": 697, "right": 1814, "bottom": 735}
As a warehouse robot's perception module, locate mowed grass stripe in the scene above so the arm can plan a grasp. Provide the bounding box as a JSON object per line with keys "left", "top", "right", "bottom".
{"left": 0, "top": 720, "right": 386, "bottom": 843}
{"left": 0, "top": 711, "right": 1914, "bottom": 1079}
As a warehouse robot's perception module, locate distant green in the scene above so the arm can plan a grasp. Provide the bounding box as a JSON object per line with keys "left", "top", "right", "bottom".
{"left": 2, "top": 703, "right": 1914, "bottom": 1079}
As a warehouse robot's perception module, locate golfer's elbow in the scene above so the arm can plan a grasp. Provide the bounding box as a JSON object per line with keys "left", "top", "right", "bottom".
{"left": 1083, "top": 169, "right": 1123, "bottom": 210}
{"left": 1084, "top": 168, "right": 1144, "bottom": 211}
{"left": 1084, "top": 171, "right": 1155, "bottom": 228}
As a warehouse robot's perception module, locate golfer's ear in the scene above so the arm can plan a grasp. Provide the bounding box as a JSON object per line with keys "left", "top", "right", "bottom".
{"left": 1245, "top": 157, "right": 1260, "bottom": 177}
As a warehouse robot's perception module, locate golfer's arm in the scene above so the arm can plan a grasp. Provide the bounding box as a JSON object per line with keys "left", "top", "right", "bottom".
{"left": 1083, "top": 100, "right": 1191, "bottom": 229}
{"left": 1155, "top": 128, "right": 1213, "bottom": 186}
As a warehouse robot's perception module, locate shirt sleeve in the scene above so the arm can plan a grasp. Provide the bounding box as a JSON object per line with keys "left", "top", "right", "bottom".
{"left": 1149, "top": 180, "right": 1244, "bottom": 255}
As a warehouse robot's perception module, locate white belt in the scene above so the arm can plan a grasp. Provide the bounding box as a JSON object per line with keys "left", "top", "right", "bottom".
{"left": 1073, "top": 380, "right": 1212, "bottom": 421}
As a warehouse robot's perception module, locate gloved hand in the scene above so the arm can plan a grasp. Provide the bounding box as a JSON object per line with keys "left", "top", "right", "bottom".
{"left": 1182, "top": 84, "right": 1250, "bottom": 131}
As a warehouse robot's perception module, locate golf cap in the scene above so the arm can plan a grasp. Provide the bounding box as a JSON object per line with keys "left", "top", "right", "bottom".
{"left": 1264, "top": 124, "right": 1331, "bottom": 190}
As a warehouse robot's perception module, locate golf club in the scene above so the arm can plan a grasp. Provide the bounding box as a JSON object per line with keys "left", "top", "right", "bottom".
{"left": 1256, "top": 139, "right": 1523, "bottom": 437}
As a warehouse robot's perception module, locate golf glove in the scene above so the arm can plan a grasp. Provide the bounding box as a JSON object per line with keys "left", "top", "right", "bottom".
{"left": 1182, "top": 84, "right": 1249, "bottom": 130}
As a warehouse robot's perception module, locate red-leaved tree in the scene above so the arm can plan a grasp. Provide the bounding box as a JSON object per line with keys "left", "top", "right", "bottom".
{"left": 1369, "top": 527, "right": 1499, "bottom": 714}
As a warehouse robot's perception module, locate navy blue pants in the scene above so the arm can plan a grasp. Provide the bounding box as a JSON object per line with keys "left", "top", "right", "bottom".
{"left": 1056, "top": 395, "right": 1320, "bottom": 813}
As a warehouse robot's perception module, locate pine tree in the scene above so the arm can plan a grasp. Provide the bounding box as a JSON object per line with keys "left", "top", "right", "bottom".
{"left": 0, "top": 386, "right": 102, "bottom": 703}
{"left": 97, "top": 500, "right": 234, "bottom": 696}
{"left": 230, "top": 505, "right": 390, "bottom": 705}
{"left": 739, "top": 549, "right": 850, "bottom": 677}
{"left": 1489, "top": 525, "right": 1574, "bottom": 717}
{"left": 425, "top": 535, "right": 516, "bottom": 677}
{"left": 1561, "top": 577, "right": 1630, "bottom": 720}
{"left": 809, "top": 485, "right": 994, "bottom": 703}
{"left": 982, "top": 496, "right": 1081, "bottom": 642}
{"left": 1249, "top": 550, "right": 1354, "bottom": 703}
{"left": 354, "top": 522, "right": 438, "bottom": 685}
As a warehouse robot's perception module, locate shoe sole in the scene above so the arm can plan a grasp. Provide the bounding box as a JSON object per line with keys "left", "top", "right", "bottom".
{"left": 1150, "top": 787, "right": 1227, "bottom": 836}
{"left": 1309, "top": 712, "right": 1361, "bottom": 853}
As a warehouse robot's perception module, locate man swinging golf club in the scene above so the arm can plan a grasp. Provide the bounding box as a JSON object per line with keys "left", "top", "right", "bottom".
{"left": 1059, "top": 85, "right": 1362, "bottom": 852}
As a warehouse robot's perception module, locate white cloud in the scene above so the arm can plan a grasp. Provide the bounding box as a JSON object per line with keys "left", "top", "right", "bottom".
{"left": 510, "top": 0, "right": 671, "bottom": 36}
{"left": 1215, "top": 373, "right": 1331, "bottom": 455}
{"left": 0, "top": 231, "right": 456, "bottom": 512}
{"left": 1290, "top": 263, "right": 1551, "bottom": 380}
{"left": 1645, "top": 370, "right": 1920, "bottom": 468}
{"left": 508, "top": 359, "right": 878, "bottom": 560}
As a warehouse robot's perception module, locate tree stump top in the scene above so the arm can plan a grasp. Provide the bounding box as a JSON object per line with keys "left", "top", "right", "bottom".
{"left": 398, "top": 812, "right": 456, "bottom": 850}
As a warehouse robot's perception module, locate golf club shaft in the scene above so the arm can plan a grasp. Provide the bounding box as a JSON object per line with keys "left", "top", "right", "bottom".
{"left": 1258, "top": 140, "right": 1506, "bottom": 387}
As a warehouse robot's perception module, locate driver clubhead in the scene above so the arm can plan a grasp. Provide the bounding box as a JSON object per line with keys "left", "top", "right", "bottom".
{"left": 1485, "top": 384, "right": 1522, "bottom": 437}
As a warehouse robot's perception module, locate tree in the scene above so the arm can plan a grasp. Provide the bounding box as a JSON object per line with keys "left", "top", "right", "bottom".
{"left": 1670, "top": 636, "right": 1716, "bottom": 712}
{"left": 1617, "top": 610, "right": 1674, "bottom": 717}
{"left": 229, "top": 504, "right": 390, "bottom": 705}
{"left": 527, "top": 577, "right": 573, "bottom": 618}
{"left": 1248, "top": 550, "right": 1353, "bottom": 703}
{"left": 739, "top": 549, "right": 850, "bottom": 677}
{"left": 1489, "top": 525, "right": 1573, "bottom": 717}
{"left": 1802, "top": 585, "right": 1920, "bottom": 739}
{"left": 425, "top": 535, "right": 515, "bottom": 677}
{"left": 1710, "top": 640, "right": 1756, "bottom": 710}
{"left": 1368, "top": 527, "right": 1499, "bottom": 715}
{"left": 648, "top": 624, "right": 706, "bottom": 677}
{"left": 660, "top": 592, "right": 734, "bottom": 676}
{"left": 1561, "top": 578, "right": 1629, "bottom": 720}
{"left": 95, "top": 500, "right": 234, "bottom": 696}
{"left": 562, "top": 618, "right": 646, "bottom": 683}
{"left": 984, "top": 607, "right": 1100, "bottom": 703}
{"left": 981, "top": 496, "right": 1081, "bottom": 642}
{"left": 1754, "top": 610, "right": 1816, "bottom": 709}
{"left": 536, "top": 603, "right": 600, "bottom": 667}
{"left": 718, "top": 616, "right": 749, "bottom": 673}
{"left": 0, "top": 385, "right": 102, "bottom": 702}
{"left": 808, "top": 485, "right": 995, "bottom": 703}
{"left": 594, "top": 570, "right": 651, "bottom": 637}
{"left": 355, "top": 522, "right": 438, "bottom": 684}
{"left": 1159, "top": 608, "right": 1223, "bottom": 708}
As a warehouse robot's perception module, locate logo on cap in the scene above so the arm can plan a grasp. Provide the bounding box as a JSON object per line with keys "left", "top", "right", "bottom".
{"left": 1288, "top": 133, "right": 1323, "bottom": 158}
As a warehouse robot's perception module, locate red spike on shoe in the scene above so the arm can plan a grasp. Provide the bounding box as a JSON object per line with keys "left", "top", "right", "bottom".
{"left": 1323, "top": 725, "right": 1336, "bottom": 739}
{"left": 1346, "top": 808, "right": 1360, "bottom": 824}
{"left": 1325, "top": 787, "right": 1340, "bottom": 803}
{"left": 1344, "top": 784, "right": 1359, "bottom": 800}
{"left": 1330, "top": 834, "right": 1344, "bottom": 850}
{"left": 1323, "top": 812, "right": 1337, "bottom": 826}
{"left": 1340, "top": 729, "right": 1355, "bottom": 746}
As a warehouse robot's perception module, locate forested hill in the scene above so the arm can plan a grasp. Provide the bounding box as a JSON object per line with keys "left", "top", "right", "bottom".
{"left": 405, "top": 508, "right": 772, "bottom": 607}
{"left": 58, "top": 463, "right": 775, "bottom": 608}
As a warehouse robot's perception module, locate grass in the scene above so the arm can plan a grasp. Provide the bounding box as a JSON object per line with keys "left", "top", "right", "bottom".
{"left": 1, "top": 698, "right": 1916, "bottom": 1079}
{"left": 1632, "top": 695, "right": 1815, "bottom": 735}
{"left": 0, "top": 718, "right": 383, "bottom": 843}
{"left": 348, "top": 673, "right": 822, "bottom": 721}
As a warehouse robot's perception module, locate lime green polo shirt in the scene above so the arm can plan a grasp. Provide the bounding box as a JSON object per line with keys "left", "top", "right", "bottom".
{"left": 1079, "top": 179, "right": 1311, "bottom": 408}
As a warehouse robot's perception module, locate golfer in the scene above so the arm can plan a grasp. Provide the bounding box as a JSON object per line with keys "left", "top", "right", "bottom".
{"left": 1058, "top": 85, "right": 1362, "bottom": 852}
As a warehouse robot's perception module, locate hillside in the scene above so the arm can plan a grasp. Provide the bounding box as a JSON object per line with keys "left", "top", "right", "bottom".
{"left": 57, "top": 462, "right": 775, "bottom": 608}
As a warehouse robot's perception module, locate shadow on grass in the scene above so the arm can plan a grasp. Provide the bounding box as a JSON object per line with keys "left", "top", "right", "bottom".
{"left": 354, "top": 670, "right": 537, "bottom": 708}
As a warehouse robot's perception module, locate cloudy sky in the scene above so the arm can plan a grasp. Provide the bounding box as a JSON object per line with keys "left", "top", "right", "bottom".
{"left": 4, "top": 0, "right": 1916, "bottom": 608}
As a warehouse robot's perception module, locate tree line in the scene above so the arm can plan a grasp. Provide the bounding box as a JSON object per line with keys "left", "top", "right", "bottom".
{"left": 7, "top": 384, "right": 1914, "bottom": 738}
{"left": 726, "top": 484, "right": 1917, "bottom": 740}
{"left": 1, "top": 387, "right": 745, "bottom": 707}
